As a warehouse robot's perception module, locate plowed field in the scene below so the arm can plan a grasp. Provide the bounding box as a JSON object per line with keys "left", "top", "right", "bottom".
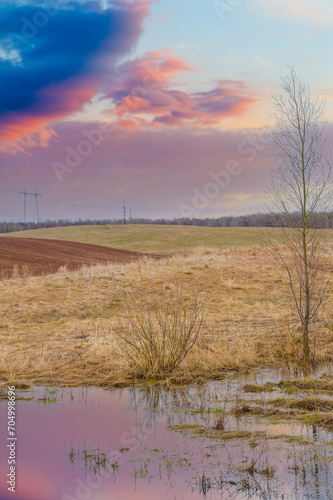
{"left": 0, "top": 237, "right": 156, "bottom": 278}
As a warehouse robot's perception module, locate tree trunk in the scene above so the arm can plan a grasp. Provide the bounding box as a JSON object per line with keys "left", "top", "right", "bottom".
{"left": 303, "top": 254, "right": 311, "bottom": 370}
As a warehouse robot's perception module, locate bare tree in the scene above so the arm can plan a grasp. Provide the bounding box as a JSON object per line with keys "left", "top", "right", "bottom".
{"left": 268, "top": 67, "right": 332, "bottom": 370}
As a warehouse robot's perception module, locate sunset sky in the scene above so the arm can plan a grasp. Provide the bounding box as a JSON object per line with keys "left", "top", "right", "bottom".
{"left": 1, "top": 0, "right": 333, "bottom": 221}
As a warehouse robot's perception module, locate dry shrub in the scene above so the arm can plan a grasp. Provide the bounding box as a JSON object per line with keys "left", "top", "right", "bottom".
{"left": 112, "top": 286, "right": 206, "bottom": 377}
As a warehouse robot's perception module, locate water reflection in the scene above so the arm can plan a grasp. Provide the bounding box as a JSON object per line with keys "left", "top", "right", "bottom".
{"left": 0, "top": 373, "right": 332, "bottom": 499}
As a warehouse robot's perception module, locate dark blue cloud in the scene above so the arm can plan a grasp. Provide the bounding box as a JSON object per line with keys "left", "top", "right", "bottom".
{"left": 0, "top": 0, "right": 148, "bottom": 136}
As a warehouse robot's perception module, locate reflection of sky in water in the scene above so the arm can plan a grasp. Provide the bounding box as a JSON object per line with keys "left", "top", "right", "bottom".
{"left": 0, "top": 374, "right": 332, "bottom": 500}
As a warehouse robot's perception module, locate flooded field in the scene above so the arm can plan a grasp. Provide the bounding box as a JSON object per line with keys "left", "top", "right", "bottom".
{"left": 1, "top": 369, "right": 333, "bottom": 499}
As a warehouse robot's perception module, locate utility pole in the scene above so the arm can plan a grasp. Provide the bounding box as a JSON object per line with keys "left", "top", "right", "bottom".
{"left": 35, "top": 188, "right": 41, "bottom": 222}
{"left": 130, "top": 209, "right": 132, "bottom": 223}
{"left": 123, "top": 201, "right": 126, "bottom": 224}
{"left": 19, "top": 188, "right": 42, "bottom": 223}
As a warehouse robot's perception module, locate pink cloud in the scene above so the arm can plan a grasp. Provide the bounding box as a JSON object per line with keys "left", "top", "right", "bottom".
{"left": 105, "top": 51, "right": 257, "bottom": 128}
{"left": 1, "top": 81, "right": 96, "bottom": 142}
{"left": 0, "top": 3, "right": 256, "bottom": 154}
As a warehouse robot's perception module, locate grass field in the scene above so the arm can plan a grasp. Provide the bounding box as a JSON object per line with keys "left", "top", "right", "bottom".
{"left": 1, "top": 225, "right": 333, "bottom": 387}
{"left": 1, "top": 243, "right": 332, "bottom": 387}
{"left": 2, "top": 224, "right": 293, "bottom": 252}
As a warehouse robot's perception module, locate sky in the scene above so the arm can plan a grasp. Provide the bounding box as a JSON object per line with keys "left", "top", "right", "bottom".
{"left": 0, "top": 0, "right": 333, "bottom": 222}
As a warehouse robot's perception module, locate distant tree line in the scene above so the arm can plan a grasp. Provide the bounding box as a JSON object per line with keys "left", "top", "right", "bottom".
{"left": 1, "top": 212, "right": 333, "bottom": 234}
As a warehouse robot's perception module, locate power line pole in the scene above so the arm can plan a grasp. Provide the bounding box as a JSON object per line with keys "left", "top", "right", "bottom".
{"left": 130, "top": 209, "right": 132, "bottom": 223}
{"left": 19, "top": 188, "right": 42, "bottom": 223}
{"left": 123, "top": 201, "right": 126, "bottom": 224}
{"left": 35, "top": 188, "right": 41, "bottom": 222}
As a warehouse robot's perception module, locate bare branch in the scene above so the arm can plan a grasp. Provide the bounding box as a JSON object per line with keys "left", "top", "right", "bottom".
{"left": 266, "top": 67, "right": 333, "bottom": 371}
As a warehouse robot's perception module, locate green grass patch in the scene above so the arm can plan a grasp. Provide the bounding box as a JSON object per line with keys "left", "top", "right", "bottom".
{"left": 3, "top": 225, "right": 289, "bottom": 252}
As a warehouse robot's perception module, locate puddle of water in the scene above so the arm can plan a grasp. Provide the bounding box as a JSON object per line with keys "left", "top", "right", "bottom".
{"left": 0, "top": 373, "right": 333, "bottom": 500}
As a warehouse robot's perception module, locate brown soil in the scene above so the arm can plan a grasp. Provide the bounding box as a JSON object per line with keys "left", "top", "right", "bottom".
{"left": 0, "top": 237, "right": 160, "bottom": 279}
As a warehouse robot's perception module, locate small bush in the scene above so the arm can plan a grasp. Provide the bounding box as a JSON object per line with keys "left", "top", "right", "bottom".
{"left": 113, "top": 287, "right": 206, "bottom": 377}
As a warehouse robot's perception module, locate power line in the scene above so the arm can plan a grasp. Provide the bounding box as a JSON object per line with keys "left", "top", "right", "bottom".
{"left": 39, "top": 201, "right": 181, "bottom": 213}
{"left": 40, "top": 201, "right": 121, "bottom": 210}
{"left": 123, "top": 201, "right": 126, "bottom": 224}
{"left": 35, "top": 188, "right": 40, "bottom": 222}
{"left": 19, "top": 188, "right": 42, "bottom": 223}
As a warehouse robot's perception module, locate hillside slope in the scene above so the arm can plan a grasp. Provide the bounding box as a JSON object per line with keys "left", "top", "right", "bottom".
{"left": 2, "top": 225, "right": 287, "bottom": 252}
